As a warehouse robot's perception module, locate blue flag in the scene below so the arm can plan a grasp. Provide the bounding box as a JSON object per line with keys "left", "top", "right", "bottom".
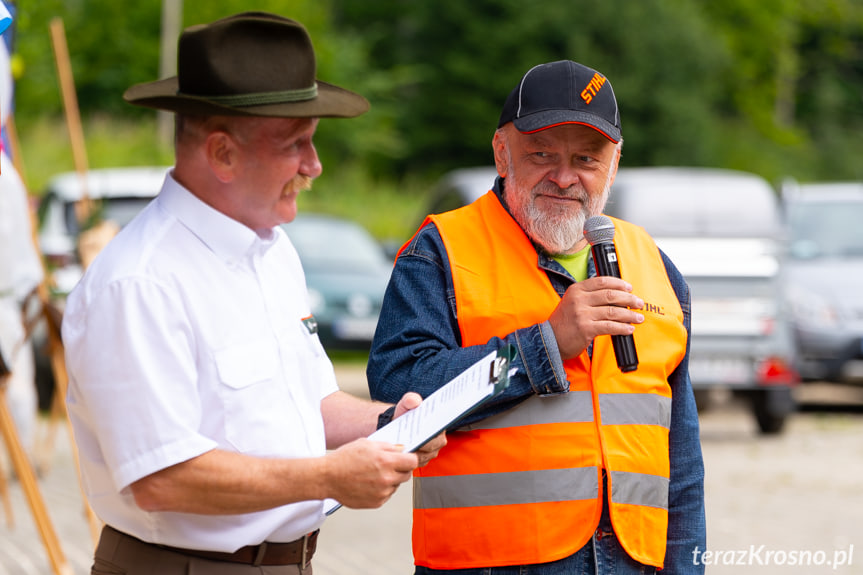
{"left": 0, "top": 3, "right": 10, "bottom": 37}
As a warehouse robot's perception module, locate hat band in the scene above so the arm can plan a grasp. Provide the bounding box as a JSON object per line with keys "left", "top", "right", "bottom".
{"left": 182, "top": 84, "right": 319, "bottom": 107}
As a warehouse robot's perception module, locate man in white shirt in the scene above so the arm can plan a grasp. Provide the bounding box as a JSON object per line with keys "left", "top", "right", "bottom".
{"left": 62, "top": 12, "right": 444, "bottom": 574}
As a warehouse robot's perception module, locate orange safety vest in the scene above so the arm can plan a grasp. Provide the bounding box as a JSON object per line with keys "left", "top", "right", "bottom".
{"left": 409, "top": 191, "right": 687, "bottom": 570}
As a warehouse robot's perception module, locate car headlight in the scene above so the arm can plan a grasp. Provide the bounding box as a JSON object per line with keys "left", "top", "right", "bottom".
{"left": 307, "top": 288, "right": 325, "bottom": 313}
{"left": 347, "top": 293, "right": 373, "bottom": 317}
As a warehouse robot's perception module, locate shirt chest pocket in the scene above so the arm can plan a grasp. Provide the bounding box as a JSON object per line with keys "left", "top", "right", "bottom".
{"left": 214, "top": 339, "right": 289, "bottom": 455}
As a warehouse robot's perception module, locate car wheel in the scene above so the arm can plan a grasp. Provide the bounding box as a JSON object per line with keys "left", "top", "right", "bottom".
{"left": 751, "top": 388, "right": 795, "bottom": 435}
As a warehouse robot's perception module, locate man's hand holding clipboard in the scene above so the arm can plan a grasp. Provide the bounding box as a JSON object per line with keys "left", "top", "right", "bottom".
{"left": 324, "top": 345, "right": 516, "bottom": 515}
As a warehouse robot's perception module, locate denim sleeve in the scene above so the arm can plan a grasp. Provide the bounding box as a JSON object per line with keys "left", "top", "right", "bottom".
{"left": 660, "top": 250, "right": 707, "bottom": 574}
{"left": 367, "top": 223, "right": 568, "bottom": 427}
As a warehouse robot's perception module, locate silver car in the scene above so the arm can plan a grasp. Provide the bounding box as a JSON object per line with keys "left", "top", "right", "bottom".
{"left": 780, "top": 181, "right": 863, "bottom": 382}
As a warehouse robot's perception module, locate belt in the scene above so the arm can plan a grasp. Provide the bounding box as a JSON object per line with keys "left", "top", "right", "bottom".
{"left": 155, "top": 529, "right": 319, "bottom": 567}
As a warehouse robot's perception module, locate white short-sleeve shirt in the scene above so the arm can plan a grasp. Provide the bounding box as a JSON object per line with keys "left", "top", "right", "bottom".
{"left": 63, "top": 173, "right": 339, "bottom": 551}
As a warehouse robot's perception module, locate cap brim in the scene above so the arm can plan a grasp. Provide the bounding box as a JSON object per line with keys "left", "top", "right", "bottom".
{"left": 513, "top": 110, "right": 620, "bottom": 143}
{"left": 123, "top": 77, "right": 369, "bottom": 118}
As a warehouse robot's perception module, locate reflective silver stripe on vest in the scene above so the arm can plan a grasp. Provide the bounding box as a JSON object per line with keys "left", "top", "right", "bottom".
{"left": 599, "top": 393, "right": 671, "bottom": 428}
{"left": 610, "top": 470, "right": 669, "bottom": 509}
{"left": 457, "top": 391, "right": 594, "bottom": 431}
{"left": 414, "top": 466, "right": 599, "bottom": 509}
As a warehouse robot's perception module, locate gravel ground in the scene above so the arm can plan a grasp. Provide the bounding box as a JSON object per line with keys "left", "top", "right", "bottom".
{"left": 698, "top": 384, "right": 863, "bottom": 574}
{"left": 1, "top": 370, "right": 861, "bottom": 575}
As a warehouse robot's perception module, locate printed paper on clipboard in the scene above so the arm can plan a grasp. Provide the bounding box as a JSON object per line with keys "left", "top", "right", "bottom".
{"left": 323, "top": 345, "right": 515, "bottom": 515}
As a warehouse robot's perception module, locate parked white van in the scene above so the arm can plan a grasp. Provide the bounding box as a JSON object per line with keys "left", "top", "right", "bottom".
{"left": 606, "top": 167, "right": 798, "bottom": 433}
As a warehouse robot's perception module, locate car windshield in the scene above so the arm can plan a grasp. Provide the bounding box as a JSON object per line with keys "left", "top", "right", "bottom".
{"left": 787, "top": 200, "right": 863, "bottom": 259}
{"left": 64, "top": 197, "right": 153, "bottom": 236}
{"left": 285, "top": 218, "right": 390, "bottom": 272}
{"left": 609, "top": 174, "right": 781, "bottom": 238}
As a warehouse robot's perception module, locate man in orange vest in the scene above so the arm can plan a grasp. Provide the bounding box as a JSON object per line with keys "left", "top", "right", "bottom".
{"left": 368, "top": 60, "right": 705, "bottom": 574}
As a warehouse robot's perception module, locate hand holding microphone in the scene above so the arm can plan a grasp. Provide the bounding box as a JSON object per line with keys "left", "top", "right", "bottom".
{"left": 583, "top": 215, "right": 639, "bottom": 372}
{"left": 546, "top": 216, "right": 644, "bottom": 368}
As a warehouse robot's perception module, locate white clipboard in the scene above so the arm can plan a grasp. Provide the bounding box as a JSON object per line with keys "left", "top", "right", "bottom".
{"left": 324, "top": 345, "right": 516, "bottom": 515}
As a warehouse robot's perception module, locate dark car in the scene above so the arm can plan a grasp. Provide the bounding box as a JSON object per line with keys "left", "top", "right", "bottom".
{"left": 281, "top": 214, "right": 392, "bottom": 351}
{"left": 780, "top": 180, "right": 863, "bottom": 382}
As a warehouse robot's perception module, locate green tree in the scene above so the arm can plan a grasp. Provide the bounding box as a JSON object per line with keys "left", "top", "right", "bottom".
{"left": 336, "top": 0, "right": 730, "bottom": 175}
{"left": 12, "top": 0, "right": 396, "bottom": 172}
{"left": 13, "top": 1, "right": 162, "bottom": 117}
{"left": 11, "top": 0, "right": 863, "bottom": 188}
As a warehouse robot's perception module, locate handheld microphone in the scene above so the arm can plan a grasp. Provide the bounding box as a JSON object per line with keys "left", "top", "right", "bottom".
{"left": 583, "top": 215, "right": 639, "bottom": 373}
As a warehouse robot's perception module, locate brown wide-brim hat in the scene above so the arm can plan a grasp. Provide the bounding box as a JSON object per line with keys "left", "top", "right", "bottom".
{"left": 123, "top": 11, "right": 369, "bottom": 118}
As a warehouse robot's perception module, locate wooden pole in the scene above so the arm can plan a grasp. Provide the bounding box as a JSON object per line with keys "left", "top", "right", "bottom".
{"left": 0, "top": 116, "right": 23, "bottom": 531}
{"left": 0, "top": 437, "right": 12, "bottom": 527}
{"left": 158, "top": 0, "right": 182, "bottom": 147}
{"left": 0, "top": 381, "right": 73, "bottom": 575}
{"left": 5, "top": 114, "right": 24, "bottom": 180}
{"left": 42, "top": 306, "right": 103, "bottom": 546}
{"left": 49, "top": 18, "right": 91, "bottom": 226}
{"left": 50, "top": 17, "right": 118, "bottom": 271}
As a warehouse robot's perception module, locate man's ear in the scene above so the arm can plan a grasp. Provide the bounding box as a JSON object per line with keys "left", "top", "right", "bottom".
{"left": 205, "top": 131, "right": 237, "bottom": 183}
{"left": 608, "top": 144, "right": 622, "bottom": 187}
{"left": 492, "top": 129, "right": 509, "bottom": 178}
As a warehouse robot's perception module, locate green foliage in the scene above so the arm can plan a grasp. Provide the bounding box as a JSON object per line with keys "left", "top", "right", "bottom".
{"left": 335, "top": 0, "right": 863, "bottom": 182}
{"left": 8, "top": 0, "right": 863, "bottom": 220}
{"left": 296, "top": 161, "right": 430, "bottom": 242}
{"left": 13, "top": 1, "right": 162, "bottom": 116}
{"left": 17, "top": 115, "right": 173, "bottom": 193}
{"left": 17, "top": 114, "right": 427, "bottom": 243}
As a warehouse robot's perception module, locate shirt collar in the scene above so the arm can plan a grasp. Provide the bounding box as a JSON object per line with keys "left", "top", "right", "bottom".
{"left": 157, "top": 171, "right": 280, "bottom": 263}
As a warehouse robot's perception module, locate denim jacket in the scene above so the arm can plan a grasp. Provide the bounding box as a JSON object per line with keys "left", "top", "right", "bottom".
{"left": 367, "top": 177, "right": 706, "bottom": 574}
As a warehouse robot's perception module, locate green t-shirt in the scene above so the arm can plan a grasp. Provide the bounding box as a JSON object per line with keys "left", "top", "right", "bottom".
{"left": 552, "top": 245, "right": 591, "bottom": 282}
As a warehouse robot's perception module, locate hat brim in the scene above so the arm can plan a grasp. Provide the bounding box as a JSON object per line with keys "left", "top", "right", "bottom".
{"left": 513, "top": 110, "right": 621, "bottom": 143}
{"left": 123, "top": 76, "right": 369, "bottom": 118}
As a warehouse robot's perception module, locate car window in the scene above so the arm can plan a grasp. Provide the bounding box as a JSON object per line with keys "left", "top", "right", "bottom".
{"left": 608, "top": 172, "right": 781, "bottom": 238}
{"left": 787, "top": 200, "right": 863, "bottom": 259}
{"left": 428, "top": 188, "right": 470, "bottom": 215}
{"left": 285, "top": 218, "right": 390, "bottom": 271}
{"left": 63, "top": 197, "right": 154, "bottom": 236}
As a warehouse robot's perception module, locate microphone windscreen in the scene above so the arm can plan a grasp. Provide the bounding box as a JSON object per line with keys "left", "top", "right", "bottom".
{"left": 583, "top": 215, "right": 616, "bottom": 245}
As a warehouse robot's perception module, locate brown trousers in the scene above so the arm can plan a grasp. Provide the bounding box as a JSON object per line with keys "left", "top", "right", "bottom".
{"left": 92, "top": 525, "right": 313, "bottom": 575}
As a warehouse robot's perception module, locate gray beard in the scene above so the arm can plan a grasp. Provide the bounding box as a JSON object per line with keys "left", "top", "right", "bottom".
{"left": 508, "top": 180, "right": 609, "bottom": 255}
{"left": 518, "top": 201, "right": 587, "bottom": 255}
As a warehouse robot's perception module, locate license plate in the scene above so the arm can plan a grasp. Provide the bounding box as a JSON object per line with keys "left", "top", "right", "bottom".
{"left": 688, "top": 357, "right": 751, "bottom": 385}
{"left": 333, "top": 317, "right": 378, "bottom": 340}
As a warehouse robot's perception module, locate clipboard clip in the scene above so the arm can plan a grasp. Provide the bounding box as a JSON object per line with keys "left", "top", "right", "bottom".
{"left": 489, "top": 356, "right": 507, "bottom": 385}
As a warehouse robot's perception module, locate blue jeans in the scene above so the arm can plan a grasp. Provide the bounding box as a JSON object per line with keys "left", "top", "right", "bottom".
{"left": 414, "top": 490, "right": 656, "bottom": 575}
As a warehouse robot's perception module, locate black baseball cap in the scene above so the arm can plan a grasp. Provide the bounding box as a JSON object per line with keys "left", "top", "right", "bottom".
{"left": 497, "top": 60, "right": 621, "bottom": 143}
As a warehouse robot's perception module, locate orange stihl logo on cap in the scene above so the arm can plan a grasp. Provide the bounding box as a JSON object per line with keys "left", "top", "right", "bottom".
{"left": 580, "top": 72, "right": 607, "bottom": 104}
